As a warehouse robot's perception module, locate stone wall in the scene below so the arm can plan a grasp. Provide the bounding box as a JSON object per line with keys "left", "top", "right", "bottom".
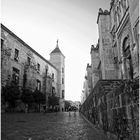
{"left": 80, "top": 79, "right": 139, "bottom": 140}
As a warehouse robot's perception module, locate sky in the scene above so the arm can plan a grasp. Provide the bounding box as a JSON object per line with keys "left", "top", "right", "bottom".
{"left": 1, "top": 0, "right": 110, "bottom": 101}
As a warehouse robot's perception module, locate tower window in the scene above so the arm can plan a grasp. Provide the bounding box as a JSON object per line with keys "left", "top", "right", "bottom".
{"left": 46, "top": 69, "right": 48, "bottom": 75}
{"left": 62, "top": 67, "right": 64, "bottom": 73}
{"left": 52, "top": 73, "right": 54, "bottom": 81}
{"left": 62, "top": 78, "right": 64, "bottom": 84}
{"left": 62, "top": 90, "right": 64, "bottom": 98}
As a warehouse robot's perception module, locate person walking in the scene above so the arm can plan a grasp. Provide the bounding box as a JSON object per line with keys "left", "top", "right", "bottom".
{"left": 74, "top": 107, "right": 76, "bottom": 116}
{"left": 43, "top": 105, "right": 46, "bottom": 114}
{"left": 68, "top": 106, "right": 71, "bottom": 116}
{"left": 55, "top": 106, "right": 57, "bottom": 116}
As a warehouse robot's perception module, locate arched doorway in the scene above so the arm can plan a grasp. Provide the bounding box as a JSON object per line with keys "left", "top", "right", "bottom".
{"left": 122, "top": 36, "right": 133, "bottom": 79}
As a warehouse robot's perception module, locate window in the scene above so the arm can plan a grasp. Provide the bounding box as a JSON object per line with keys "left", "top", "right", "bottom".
{"left": 52, "top": 87, "right": 55, "bottom": 94}
{"left": 1, "top": 39, "right": 4, "bottom": 49}
{"left": 37, "top": 63, "right": 40, "bottom": 72}
{"left": 12, "top": 67, "right": 20, "bottom": 85}
{"left": 62, "top": 78, "right": 64, "bottom": 84}
{"left": 46, "top": 68, "right": 48, "bottom": 75}
{"left": 62, "top": 90, "right": 64, "bottom": 99}
{"left": 62, "top": 67, "right": 64, "bottom": 73}
{"left": 14, "top": 49, "right": 19, "bottom": 61}
{"left": 37, "top": 79, "right": 41, "bottom": 91}
{"left": 27, "top": 57, "right": 31, "bottom": 65}
{"left": 52, "top": 73, "right": 54, "bottom": 81}
{"left": 122, "top": 37, "right": 130, "bottom": 58}
{"left": 122, "top": 37, "right": 133, "bottom": 79}
{"left": 114, "top": 56, "right": 118, "bottom": 64}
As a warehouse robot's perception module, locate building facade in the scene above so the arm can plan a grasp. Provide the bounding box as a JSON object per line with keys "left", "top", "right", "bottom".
{"left": 87, "top": 0, "right": 139, "bottom": 96}
{"left": 109, "top": 0, "right": 139, "bottom": 79}
{"left": 128, "top": 0, "right": 139, "bottom": 78}
{"left": 81, "top": 64, "right": 92, "bottom": 104}
{"left": 81, "top": 0, "right": 139, "bottom": 104}
{"left": 81, "top": 75, "right": 89, "bottom": 104}
{"left": 80, "top": 0, "right": 139, "bottom": 139}
{"left": 81, "top": 90, "right": 85, "bottom": 105}
{"left": 1, "top": 24, "right": 65, "bottom": 111}
{"left": 90, "top": 44, "right": 101, "bottom": 88}
{"left": 86, "top": 63, "right": 92, "bottom": 92}
{"left": 90, "top": 0, "right": 139, "bottom": 83}
{"left": 97, "top": 8, "right": 117, "bottom": 79}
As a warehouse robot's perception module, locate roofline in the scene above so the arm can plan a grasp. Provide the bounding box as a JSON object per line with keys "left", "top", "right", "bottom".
{"left": 1, "top": 23, "right": 58, "bottom": 71}
{"left": 50, "top": 51, "right": 65, "bottom": 58}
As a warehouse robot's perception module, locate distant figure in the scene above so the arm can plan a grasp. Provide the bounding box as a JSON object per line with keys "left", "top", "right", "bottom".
{"left": 68, "top": 107, "right": 71, "bottom": 116}
{"left": 25, "top": 104, "right": 28, "bottom": 113}
{"left": 43, "top": 106, "right": 46, "bottom": 114}
{"left": 55, "top": 106, "right": 57, "bottom": 116}
{"left": 74, "top": 108, "right": 76, "bottom": 116}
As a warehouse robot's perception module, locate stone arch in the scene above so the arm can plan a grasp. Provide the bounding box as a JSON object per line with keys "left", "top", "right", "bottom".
{"left": 119, "top": 21, "right": 132, "bottom": 57}
{"left": 122, "top": 36, "right": 129, "bottom": 55}
{"left": 121, "top": 36, "right": 133, "bottom": 79}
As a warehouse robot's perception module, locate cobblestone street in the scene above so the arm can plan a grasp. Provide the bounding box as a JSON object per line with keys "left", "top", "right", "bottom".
{"left": 2, "top": 112, "right": 111, "bottom": 140}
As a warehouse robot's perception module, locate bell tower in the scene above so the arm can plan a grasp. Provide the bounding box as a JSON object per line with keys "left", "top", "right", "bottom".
{"left": 50, "top": 40, "right": 65, "bottom": 111}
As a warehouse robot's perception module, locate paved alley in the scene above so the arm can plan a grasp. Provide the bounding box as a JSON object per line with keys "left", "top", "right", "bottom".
{"left": 1, "top": 112, "right": 111, "bottom": 140}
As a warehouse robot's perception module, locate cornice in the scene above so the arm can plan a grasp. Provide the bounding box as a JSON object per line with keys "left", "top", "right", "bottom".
{"left": 97, "top": 9, "right": 110, "bottom": 24}
{"left": 1, "top": 23, "right": 58, "bottom": 71}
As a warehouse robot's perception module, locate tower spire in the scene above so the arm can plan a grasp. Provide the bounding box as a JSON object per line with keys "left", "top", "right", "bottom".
{"left": 50, "top": 39, "right": 65, "bottom": 57}
{"left": 56, "top": 39, "right": 59, "bottom": 48}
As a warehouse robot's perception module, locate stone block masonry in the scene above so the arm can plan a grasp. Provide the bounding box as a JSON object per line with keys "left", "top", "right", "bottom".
{"left": 80, "top": 79, "right": 139, "bottom": 140}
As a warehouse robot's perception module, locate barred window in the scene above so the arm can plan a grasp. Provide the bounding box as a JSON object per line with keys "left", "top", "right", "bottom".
{"left": 37, "top": 63, "right": 40, "bottom": 72}
{"left": 37, "top": 79, "right": 41, "bottom": 91}
{"left": 62, "top": 78, "right": 64, "bottom": 84}
{"left": 12, "top": 67, "right": 20, "bottom": 85}
{"left": 1, "top": 39, "right": 4, "bottom": 49}
{"left": 62, "top": 90, "right": 64, "bottom": 98}
{"left": 52, "top": 73, "right": 54, "bottom": 81}
{"left": 14, "top": 49, "right": 19, "bottom": 61}
{"left": 27, "top": 57, "right": 31, "bottom": 65}
{"left": 62, "top": 67, "right": 64, "bottom": 73}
